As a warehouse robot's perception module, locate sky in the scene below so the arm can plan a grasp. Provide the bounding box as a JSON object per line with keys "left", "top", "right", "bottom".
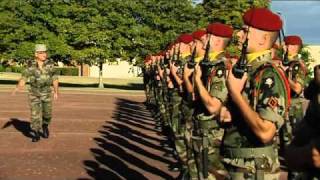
{"left": 271, "top": 0, "right": 320, "bottom": 45}
{"left": 193, "top": 0, "right": 320, "bottom": 45}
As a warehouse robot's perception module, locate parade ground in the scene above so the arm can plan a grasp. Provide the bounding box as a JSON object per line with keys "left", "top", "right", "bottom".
{"left": 0, "top": 86, "right": 178, "bottom": 180}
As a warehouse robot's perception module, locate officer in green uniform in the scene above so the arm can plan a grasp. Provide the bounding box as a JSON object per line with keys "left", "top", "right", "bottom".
{"left": 193, "top": 23, "right": 233, "bottom": 180}
{"left": 13, "top": 44, "right": 59, "bottom": 142}
{"left": 183, "top": 29, "right": 207, "bottom": 180}
{"left": 285, "top": 65, "right": 320, "bottom": 179}
{"left": 169, "top": 34, "right": 194, "bottom": 175}
{"left": 224, "top": 8, "right": 289, "bottom": 179}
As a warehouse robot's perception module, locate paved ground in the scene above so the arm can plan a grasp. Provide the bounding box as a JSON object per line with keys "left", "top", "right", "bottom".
{"left": 0, "top": 88, "right": 178, "bottom": 180}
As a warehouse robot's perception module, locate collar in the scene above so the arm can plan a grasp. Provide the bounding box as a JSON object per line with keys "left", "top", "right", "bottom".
{"left": 209, "top": 51, "right": 224, "bottom": 61}
{"left": 288, "top": 54, "right": 298, "bottom": 61}
{"left": 195, "top": 56, "right": 203, "bottom": 63}
{"left": 181, "top": 52, "right": 191, "bottom": 59}
{"left": 246, "top": 50, "right": 271, "bottom": 64}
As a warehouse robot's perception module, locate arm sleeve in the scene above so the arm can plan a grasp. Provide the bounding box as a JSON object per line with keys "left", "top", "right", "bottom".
{"left": 209, "top": 75, "right": 228, "bottom": 104}
{"left": 21, "top": 68, "right": 29, "bottom": 81}
{"left": 256, "top": 68, "right": 286, "bottom": 129}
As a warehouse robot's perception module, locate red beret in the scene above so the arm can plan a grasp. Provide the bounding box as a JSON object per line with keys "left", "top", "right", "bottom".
{"left": 178, "top": 34, "right": 194, "bottom": 44}
{"left": 144, "top": 55, "right": 151, "bottom": 63}
{"left": 284, "top": 35, "right": 302, "bottom": 45}
{"left": 206, "top": 23, "right": 233, "bottom": 38}
{"left": 157, "top": 51, "right": 165, "bottom": 56}
{"left": 243, "top": 8, "right": 282, "bottom": 31}
{"left": 192, "top": 29, "right": 207, "bottom": 40}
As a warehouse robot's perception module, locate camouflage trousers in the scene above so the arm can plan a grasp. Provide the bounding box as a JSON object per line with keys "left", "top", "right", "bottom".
{"left": 169, "top": 90, "right": 182, "bottom": 132}
{"left": 288, "top": 97, "right": 305, "bottom": 136}
{"left": 193, "top": 114, "right": 226, "bottom": 179}
{"left": 181, "top": 100, "right": 198, "bottom": 179}
{"left": 148, "top": 83, "right": 157, "bottom": 106}
{"left": 155, "top": 87, "right": 169, "bottom": 126}
{"left": 144, "top": 82, "right": 151, "bottom": 104}
{"left": 169, "top": 90, "right": 188, "bottom": 166}
{"left": 28, "top": 92, "right": 52, "bottom": 131}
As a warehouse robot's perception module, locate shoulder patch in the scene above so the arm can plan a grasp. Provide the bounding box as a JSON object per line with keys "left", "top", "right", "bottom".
{"left": 264, "top": 77, "right": 275, "bottom": 89}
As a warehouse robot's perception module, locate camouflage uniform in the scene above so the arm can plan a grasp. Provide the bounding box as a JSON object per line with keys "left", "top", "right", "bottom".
{"left": 143, "top": 63, "right": 151, "bottom": 104}
{"left": 22, "top": 60, "right": 58, "bottom": 132}
{"left": 193, "top": 52, "right": 228, "bottom": 179}
{"left": 170, "top": 53, "right": 191, "bottom": 170}
{"left": 223, "top": 52, "right": 288, "bottom": 179}
{"left": 284, "top": 55, "right": 307, "bottom": 142}
{"left": 289, "top": 76, "right": 320, "bottom": 179}
{"left": 279, "top": 55, "right": 307, "bottom": 179}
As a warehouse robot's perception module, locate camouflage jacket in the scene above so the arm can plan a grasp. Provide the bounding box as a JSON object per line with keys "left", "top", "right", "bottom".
{"left": 286, "top": 55, "right": 307, "bottom": 98}
{"left": 224, "top": 52, "right": 288, "bottom": 148}
{"left": 22, "top": 60, "right": 58, "bottom": 94}
{"left": 194, "top": 52, "right": 229, "bottom": 116}
{"left": 172, "top": 53, "right": 191, "bottom": 94}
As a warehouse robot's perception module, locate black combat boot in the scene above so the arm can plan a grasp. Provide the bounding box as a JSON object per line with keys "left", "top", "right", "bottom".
{"left": 42, "top": 124, "right": 49, "bottom": 138}
{"left": 31, "top": 130, "right": 40, "bottom": 142}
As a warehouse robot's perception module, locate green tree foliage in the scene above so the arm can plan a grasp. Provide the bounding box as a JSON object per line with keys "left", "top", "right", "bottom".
{"left": 0, "top": 0, "right": 206, "bottom": 65}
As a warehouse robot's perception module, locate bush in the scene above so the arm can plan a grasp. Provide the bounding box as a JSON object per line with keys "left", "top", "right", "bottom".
{"left": 0, "top": 65, "right": 25, "bottom": 73}
{"left": 54, "top": 67, "right": 79, "bottom": 76}
{"left": 5, "top": 67, "right": 12, "bottom": 72}
{"left": 0, "top": 65, "right": 5, "bottom": 72}
{"left": 11, "top": 66, "right": 25, "bottom": 73}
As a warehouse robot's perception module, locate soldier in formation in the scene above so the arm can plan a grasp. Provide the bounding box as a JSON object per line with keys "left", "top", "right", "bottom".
{"left": 143, "top": 6, "right": 318, "bottom": 180}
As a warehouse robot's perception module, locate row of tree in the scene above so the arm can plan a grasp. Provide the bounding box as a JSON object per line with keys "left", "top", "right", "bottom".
{"left": 0, "top": 0, "right": 269, "bottom": 66}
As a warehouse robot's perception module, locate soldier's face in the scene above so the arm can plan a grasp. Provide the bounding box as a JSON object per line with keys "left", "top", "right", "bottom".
{"left": 246, "top": 27, "right": 270, "bottom": 53}
{"left": 35, "top": 51, "right": 47, "bottom": 61}
{"left": 287, "top": 44, "right": 300, "bottom": 55}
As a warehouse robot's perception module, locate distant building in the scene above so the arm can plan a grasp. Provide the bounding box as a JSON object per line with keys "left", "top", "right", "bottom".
{"left": 79, "top": 60, "right": 141, "bottom": 78}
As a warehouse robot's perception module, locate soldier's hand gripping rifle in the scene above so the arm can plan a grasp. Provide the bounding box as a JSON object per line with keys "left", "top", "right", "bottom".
{"left": 162, "top": 54, "right": 169, "bottom": 102}
{"left": 188, "top": 46, "right": 197, "bottom": 69}
{"left": 278, "top": 16, "right": 289, "bottom": 66}
{"left": 199, "top": 37, "right": 215, "bottom": 88}
{"left": 232, "top": 32, "right": 249, "bottom": 79}
{"left": 173, "top": 43, "right": 184, "bottom": 71}
{"left": 232, "top": 0, "right": 254, "bottom": 79}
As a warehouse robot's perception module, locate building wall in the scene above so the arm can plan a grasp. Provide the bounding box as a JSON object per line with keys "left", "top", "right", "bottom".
{"left": 89, "top": 61, "right": 141, "bottom": 78}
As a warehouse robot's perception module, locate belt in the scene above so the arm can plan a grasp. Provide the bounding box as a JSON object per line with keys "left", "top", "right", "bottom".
{"left": 224, "top": 146, "right": 276, "bottom": 159}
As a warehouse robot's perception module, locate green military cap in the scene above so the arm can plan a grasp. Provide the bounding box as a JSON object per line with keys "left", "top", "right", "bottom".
{"left": 35, "top": 44, "right": 47, "bottom": 52}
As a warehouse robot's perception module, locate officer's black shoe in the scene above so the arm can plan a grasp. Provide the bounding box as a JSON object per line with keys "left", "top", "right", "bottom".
{"left": 31, "top": 131, "right": 40, "bottom": 142}
{"left": 42, "top": 124, "right": 49, "bottom": 138}
{"left": 169, "top": 162, "right": 181, "bottom": 172}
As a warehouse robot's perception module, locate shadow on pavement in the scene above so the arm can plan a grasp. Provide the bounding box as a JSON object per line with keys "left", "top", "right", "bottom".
{"left": 2, "top": 118, "right": 32, "bottom": 138}
{"left": 81, "top": 98, "right": 176, "bottom": 180}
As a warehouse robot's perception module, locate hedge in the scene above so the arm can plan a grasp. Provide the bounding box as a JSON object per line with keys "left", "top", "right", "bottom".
{"left": 54, "top": 67, "right": 79, "bottom": 76}
{"left": 0, "top": 65, "right": 79, "bottom": 76}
